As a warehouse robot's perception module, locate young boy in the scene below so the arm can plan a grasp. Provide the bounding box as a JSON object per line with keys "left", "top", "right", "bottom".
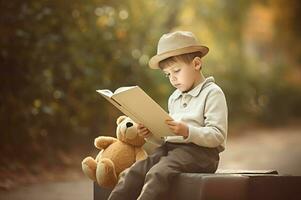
{"left": 108, "top": 31, "right": 228, "bottom": 200}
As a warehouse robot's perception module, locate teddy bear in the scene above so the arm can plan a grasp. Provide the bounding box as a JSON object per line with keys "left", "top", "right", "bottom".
{"left": 81, "top": 115, "right": 147, "bottom": 188}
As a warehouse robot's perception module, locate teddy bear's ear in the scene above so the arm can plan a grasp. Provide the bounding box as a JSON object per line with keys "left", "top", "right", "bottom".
{"left": 116, "top": 115, "right": 127, "bottom": 125}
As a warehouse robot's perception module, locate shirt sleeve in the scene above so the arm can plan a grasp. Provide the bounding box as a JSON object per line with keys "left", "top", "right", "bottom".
{"left": 183, "top": 87, "right": 228, "bottom": 148}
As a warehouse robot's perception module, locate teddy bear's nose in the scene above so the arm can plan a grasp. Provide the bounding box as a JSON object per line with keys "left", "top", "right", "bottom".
{"left": 126, "top": 122, "right": 133, "bottom": 128}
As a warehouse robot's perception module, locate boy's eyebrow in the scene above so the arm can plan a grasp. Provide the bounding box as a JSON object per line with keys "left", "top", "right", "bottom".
{"left": 162, "top": 65, "right": 180, "bottom": 73}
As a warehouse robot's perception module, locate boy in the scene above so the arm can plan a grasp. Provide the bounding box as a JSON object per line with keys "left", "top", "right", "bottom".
{"left": 108, "top": 31, "right": 228, "bottom": 200}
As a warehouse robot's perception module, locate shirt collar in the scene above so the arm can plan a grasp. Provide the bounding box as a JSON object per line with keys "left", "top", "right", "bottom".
{"left": 172, "top": 76, "right": 215, "bottom": 99}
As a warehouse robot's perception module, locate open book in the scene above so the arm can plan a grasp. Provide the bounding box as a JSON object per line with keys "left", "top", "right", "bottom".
{"left": 96, "top": 86, "right": 174, "bottom": 139}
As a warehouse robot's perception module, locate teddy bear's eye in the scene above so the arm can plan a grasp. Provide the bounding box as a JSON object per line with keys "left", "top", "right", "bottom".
{"left": 126, "top": 122, "right": 133, "bottom": 128}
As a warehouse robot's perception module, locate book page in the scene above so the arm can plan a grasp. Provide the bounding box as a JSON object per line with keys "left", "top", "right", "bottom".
{"left": 111, "top": 86, "right": 174, "bottom": 139}
{"left": 114, "top": 86, "right": 137, "bottom": 94}
{"left": 96, "top": 89, "right": 113, "bottom": 98}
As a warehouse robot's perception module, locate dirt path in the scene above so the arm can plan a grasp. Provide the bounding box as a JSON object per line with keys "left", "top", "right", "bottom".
{"left": 0, "top": 127, "right": 300, "bottom": 200}
{"left": 0, "top": 180, "right": 92, "bottom": 200}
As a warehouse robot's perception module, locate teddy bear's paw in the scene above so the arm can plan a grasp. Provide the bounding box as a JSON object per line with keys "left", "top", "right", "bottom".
{"left": 96, "top": 158, "right": 118, "bottom": 188}
{"left": 94, "top": 136, "right": 117, "bottom": 149}
{"left": 81, "top": 157, "right": 97, "bottom": 181}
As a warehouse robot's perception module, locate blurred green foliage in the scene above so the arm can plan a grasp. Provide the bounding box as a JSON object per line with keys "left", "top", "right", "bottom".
{"left": 0, "top": 0, "right": 300, "bottom": 158}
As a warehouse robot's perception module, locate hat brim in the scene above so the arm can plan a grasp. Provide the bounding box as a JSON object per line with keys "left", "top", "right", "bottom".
{"left": 148, "top": 45, "right": 209, "bottom": 69}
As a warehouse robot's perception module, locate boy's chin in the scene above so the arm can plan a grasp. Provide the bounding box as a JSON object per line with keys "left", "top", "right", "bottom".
{"left": 173, "top": 83, "right": 192, "bottom": 92}
{"left": 178, "top": 87, "right": 190, "bottom": 93}
{"left": 181, "top": 85, "right": 194, "bottom": 92}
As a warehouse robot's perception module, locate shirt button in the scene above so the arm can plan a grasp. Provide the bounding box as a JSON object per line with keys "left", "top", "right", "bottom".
{"left": 183, "top": 103, "right": 187, "bottom": 107}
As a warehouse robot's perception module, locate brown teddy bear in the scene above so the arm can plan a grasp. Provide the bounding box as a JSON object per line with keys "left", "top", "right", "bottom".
{"left": 81, "top": 116, "right": 147, "bottom": 188}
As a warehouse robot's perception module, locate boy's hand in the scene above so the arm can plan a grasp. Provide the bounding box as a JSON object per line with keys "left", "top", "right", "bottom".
{"left": 165, "top": 120, "right": 189, "bottom": 138}
{"left": 137, "top": 123, "right": 152, "bottom": 138}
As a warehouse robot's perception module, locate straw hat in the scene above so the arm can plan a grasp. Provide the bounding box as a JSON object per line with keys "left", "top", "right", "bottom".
{"left": 149, "top": 31, "right": 209, "bottom": 69}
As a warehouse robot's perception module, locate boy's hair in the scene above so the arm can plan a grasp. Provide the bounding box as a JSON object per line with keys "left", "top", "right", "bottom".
{"left": 158, "top": 51, "right": 203, "bottom": 69}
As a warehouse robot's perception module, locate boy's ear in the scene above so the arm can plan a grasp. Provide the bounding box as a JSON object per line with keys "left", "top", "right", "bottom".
{"left": 192, "top": 57, "right": 202, "bottom": 70}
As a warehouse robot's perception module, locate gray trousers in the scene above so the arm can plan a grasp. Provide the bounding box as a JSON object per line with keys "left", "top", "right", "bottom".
{"left": 108, "top": 142, "right": 219, "bottom": 200}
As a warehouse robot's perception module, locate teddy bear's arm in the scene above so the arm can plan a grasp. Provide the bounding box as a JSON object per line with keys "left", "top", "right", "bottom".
{"left": 94, "top": 136, "right": 118, "bottom": 150}
{"left": 135, "top": 147, "right": 147, "bottom": 161}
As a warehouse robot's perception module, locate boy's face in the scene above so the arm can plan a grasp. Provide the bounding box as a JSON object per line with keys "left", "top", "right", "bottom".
{"left": 162, "top": 58, "right": 201, "bottom": 92}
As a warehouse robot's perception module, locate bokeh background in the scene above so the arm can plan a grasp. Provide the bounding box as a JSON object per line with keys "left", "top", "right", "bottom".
{"left": 1, "top": 0, "right": 300, "bottom": 198}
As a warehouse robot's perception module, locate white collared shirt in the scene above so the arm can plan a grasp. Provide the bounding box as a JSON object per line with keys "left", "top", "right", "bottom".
{"left": 147, "top": 76, "right": 228, "bottom": 152}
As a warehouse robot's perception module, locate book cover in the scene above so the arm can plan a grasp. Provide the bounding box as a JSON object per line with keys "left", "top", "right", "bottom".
{"left": 97, "top": 86, "right": 174, "bottom": 139}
